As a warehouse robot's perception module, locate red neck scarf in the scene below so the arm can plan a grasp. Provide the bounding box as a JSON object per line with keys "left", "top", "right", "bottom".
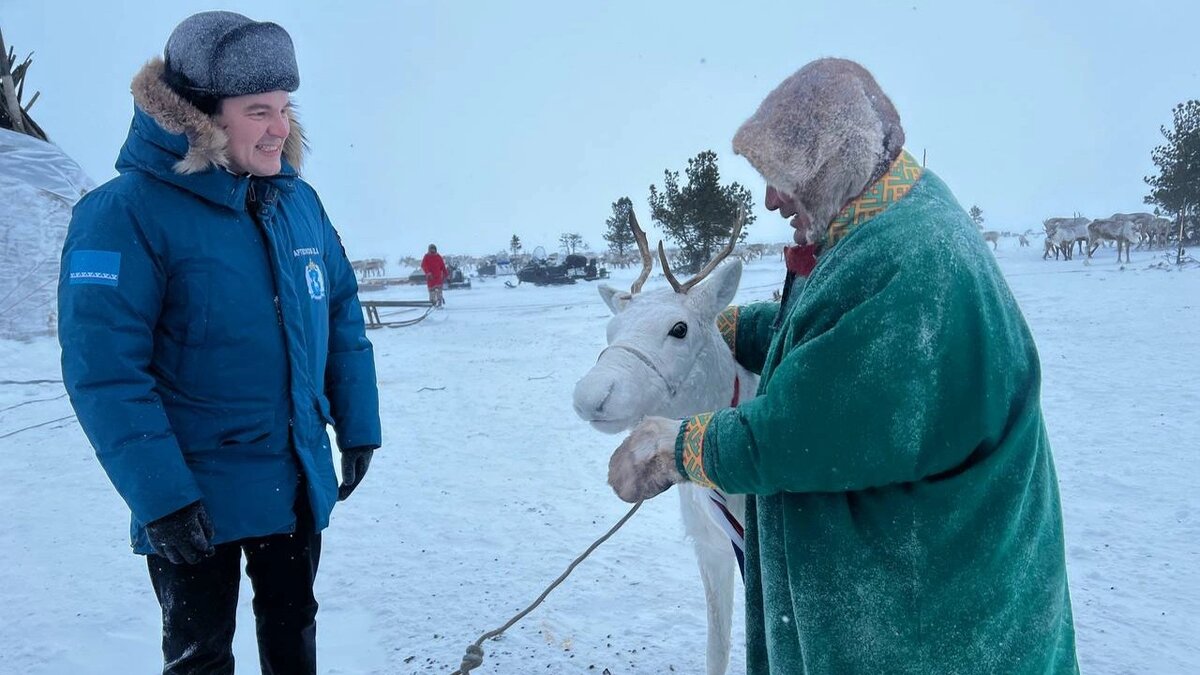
{"left": 784, "top": 244, "right": 819, "bottom": 277}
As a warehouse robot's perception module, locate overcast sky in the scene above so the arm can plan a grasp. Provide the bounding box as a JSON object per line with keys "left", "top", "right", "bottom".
{"left": 5, "top": 0, "right": 1197, "bottom": 260}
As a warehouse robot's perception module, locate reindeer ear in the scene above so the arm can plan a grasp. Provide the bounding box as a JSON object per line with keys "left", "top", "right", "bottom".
{"left": 688, "top": 260, "right": 742, "bottom": 318}
{"left": 598, "top": 284, "right": 633, "bottom": 314}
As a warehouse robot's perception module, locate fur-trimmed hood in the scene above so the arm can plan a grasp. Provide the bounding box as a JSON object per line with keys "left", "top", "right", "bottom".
{"left": 130, "top": 57, "right": 306, "bottom": 175}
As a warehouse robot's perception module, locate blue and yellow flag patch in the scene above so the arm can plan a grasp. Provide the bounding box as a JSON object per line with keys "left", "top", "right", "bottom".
{"left": 68, "top": 250, "right": 121, "bottom": 286}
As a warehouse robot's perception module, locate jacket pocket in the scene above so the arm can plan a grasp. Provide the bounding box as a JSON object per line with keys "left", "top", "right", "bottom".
{"left": 173, "top": 410, "right": 277, "bottom": 454}
{"left": 178, "top": 269, "right": 211, "bottom": 346}
{"left": 219, "top": 416, "right": 274, "bottom": 446}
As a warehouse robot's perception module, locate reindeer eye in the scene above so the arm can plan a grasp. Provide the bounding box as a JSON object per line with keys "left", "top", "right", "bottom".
{"left": 668, "top": 322, "right": 688, "bottom": 339}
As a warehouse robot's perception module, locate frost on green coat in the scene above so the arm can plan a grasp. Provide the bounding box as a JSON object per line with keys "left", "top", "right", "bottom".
{"left": 677, "top": 170, "right": 1078, "bottom": 673}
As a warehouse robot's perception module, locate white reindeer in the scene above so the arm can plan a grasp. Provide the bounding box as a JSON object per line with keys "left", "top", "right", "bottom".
{"left": 573, "top": 211, "right": 756, "bottom": 675}
{"left": 1046, "top": 218, "right": 1091, "bottom": 260}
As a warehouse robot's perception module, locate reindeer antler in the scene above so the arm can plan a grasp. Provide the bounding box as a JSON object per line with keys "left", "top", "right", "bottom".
{"left": 658, "top": 206, "right": 745, "bottom": 294}
{"left": 629, "top": 208, "right": 654, "bottom": 294}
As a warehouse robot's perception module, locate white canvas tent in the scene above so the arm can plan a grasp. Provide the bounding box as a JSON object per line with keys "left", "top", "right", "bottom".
{"left": 0, "top": 127, "right": 93, "bottom": 340}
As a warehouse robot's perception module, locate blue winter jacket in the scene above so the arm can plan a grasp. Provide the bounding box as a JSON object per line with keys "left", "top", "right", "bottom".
{"left": 58, "top": 60, "right": 381, "bottom": 554}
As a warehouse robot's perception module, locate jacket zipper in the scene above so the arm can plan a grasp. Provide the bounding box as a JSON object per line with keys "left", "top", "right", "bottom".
{"left": 245, "top": 180, "right": 296, "bottom": 432}
{"left": 247, "top": 180, "right": 284, "bottom": 328}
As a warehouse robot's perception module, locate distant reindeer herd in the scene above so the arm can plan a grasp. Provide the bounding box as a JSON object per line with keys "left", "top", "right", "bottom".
{"left": 1038, "top": 213, "right": 1177, "bottom": 263}
{"left": 350, "top": 258, "right": 387, "bottom": 278}
{"left": 347, "top": 211, "right": 1187, "bottom": 279}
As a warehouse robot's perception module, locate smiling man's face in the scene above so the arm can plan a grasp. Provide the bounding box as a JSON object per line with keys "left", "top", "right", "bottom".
{"left": 214, "top": 91, "right": 291, "bottom": 176}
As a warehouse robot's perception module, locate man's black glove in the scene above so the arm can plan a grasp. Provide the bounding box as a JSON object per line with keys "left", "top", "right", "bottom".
{"left": 146, "top": 501, "right": 215, "bottom": 565}
{"left": 338, "top": 447, "right": 374, "bottom": 501}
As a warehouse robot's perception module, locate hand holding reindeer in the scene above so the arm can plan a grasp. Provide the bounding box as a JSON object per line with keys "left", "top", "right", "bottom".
{"left": 607, "top": 416, "right": 685, "bottom": 502}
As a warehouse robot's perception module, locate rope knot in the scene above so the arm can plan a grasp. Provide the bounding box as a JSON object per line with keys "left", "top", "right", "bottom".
{"left": 458, "top": 644, "right": 484, "bottom": 672}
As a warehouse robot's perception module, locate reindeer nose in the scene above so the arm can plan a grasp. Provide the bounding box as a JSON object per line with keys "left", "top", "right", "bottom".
{"left": 572, "top": 377, "right": 615, "bottom": 418}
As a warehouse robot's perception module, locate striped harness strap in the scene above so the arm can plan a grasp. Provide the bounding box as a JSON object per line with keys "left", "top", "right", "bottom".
{"left": 705, "top": 487, "right": 745, "bottom": 579}
{"left": 703, "top": 374, "right": 745, "bottom": 578}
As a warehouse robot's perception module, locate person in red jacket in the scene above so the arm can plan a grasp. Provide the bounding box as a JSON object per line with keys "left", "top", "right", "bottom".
{"left": 421, "top": 244, "right": 448, "bottom": 307}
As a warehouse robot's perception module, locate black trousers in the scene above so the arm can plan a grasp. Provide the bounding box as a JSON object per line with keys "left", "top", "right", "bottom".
{"left": 146, "top": 506, "right": 322, "bottom": 675}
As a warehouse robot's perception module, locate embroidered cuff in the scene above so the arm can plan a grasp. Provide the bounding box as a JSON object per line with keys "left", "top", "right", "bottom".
{"left": 675, "top": 412, "right": 717, "bottom": 489}
{"left": 716, "top": 305, "right": 739, "bottom": 357}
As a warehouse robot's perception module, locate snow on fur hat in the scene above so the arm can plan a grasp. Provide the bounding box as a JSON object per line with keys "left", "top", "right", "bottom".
{"left": 163, "top": 11, "right": 299, "bottom": 113}
{"left": 732, "top": 58, "right": 904, "bottom": 239}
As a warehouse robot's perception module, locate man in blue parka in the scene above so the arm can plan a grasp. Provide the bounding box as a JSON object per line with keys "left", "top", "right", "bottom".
{"left": 57, "top": 11, "right": 381, "bottom": 674}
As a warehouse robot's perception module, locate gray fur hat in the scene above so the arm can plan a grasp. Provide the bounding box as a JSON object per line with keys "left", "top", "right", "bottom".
{"left": 163, "top": 11, "right": 299, "bottom": 113}
{"left": 732, "top": 58, "right": 904, "bottom": 240}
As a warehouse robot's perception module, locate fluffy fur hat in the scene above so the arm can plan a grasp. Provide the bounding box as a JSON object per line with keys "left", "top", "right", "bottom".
{"left": 732, "top": 58, "right": 904, "bottom": 242}
{"left": 162, "top": 11, "right": 299, "bottom": 113}
{"left": 131, "top": 58, "right": 306, "bottom": 175}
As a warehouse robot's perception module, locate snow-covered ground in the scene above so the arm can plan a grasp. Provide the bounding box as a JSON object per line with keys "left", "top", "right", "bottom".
{"left": 1, "top": 240, "right": 1197, "bottom": 674}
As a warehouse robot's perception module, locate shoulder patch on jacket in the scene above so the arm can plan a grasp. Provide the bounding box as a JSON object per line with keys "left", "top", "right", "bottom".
{"left": 68, "top": 250, "right": 121, "bottom": 286}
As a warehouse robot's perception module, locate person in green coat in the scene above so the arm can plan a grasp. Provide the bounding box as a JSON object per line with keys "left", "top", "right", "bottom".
{"left": 607, "top": 58, "right": 1079, "bottom": 673}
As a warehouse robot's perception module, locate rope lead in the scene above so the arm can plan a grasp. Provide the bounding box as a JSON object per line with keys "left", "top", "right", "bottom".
{"left": 450, "top": 500, "right": 644, "bottom": 674}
